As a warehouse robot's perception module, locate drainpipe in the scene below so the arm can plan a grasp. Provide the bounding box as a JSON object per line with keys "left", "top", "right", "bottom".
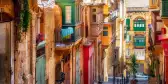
{"left": 71, "top": 44, "right": 75, "bottom": 84}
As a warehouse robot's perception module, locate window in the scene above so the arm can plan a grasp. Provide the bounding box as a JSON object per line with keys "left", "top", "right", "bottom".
{"left": 76, "top": 4, "right": 80, "bottom": 23}
{"left": 92, "top": 9, "right": 96, "bottom": 12}
{"left": 78, "top": 5, "right": 81, "bottom": 22}
{"left": 65, "top": 6, "right": 71, "bottom": 24}
{"left": 139, "top": 24, "right": 142, "bottom": 27}
{"left": 92, "top": 8, "right": 97, "bottom": 22}
{"left": 126, "top": 18, "right": 130, "bottom": 30}
{"left": 103, "top": 27, "right": 108, "bottom": 36}
{"left": 126, "top": 49, "right": 130, "bottom": 57}
{"left": 134, "top": 18, "right": 146, "bottom": 31}
{"left": 137, "top": 24, "right": 139, "bottom": 27}
{"left": 126, "top": 34, "right": 131, "bottom": 42}
{"left": 92, "top": 14, "right": 96, "bottom": 22}
{"left": 134, "top": 49, "right": 145, "bottom": 60}
{"left": 134, "top": 36, "right": 146, "bottom": 46}
{"left": 156, "top": 22, "right": 163, "bottom": 31}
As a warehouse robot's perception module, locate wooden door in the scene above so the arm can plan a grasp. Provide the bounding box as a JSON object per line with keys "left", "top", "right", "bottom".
{"left": 0, "top": 22, "right": 11, "bottom": 84}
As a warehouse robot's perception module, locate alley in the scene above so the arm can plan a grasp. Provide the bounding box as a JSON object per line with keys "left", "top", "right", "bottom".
{"left": 0, "top": 0, "right": 167, "bottom": 84}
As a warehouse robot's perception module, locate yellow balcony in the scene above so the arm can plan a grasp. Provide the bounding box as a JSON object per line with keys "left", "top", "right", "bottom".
{"left": 103, "top": 5, "right": 109, "bottom": 16}
{"left": 149, "top": 0, "right": 160, "bottom": 9}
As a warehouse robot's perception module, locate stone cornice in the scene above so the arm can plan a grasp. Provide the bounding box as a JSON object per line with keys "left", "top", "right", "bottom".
{"left": 127, "top": 7, "right": 149, "bottom": 12}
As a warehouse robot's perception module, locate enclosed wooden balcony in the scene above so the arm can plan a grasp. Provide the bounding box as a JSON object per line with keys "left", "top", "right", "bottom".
{"left": 134, "top": 36, "right": 146, "bottom": 48}
{"left": 90, "top": 25, "right": 103, "bottom": 37}
{"left": 149, "top": 0, "right": 160, "bottom": 9}
{"left": 103, "top": 5, "right": 109, "bottom": 16}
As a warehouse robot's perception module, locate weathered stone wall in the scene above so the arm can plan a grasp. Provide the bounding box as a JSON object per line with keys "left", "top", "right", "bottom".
{"left": 14, "top": 10, "right": 38, "bottom": 84}
{"left": 44, "top": 8, "right": 56, "bottom": 84}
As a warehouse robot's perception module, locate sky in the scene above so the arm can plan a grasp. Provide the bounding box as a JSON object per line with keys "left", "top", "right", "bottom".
{"left": 126, "top": 0, "right": 149, "bottom": 7}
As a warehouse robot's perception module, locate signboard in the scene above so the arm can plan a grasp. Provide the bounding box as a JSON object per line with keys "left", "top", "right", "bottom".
{"left": 110, "top": 10, "right": 118, "bottom": 20}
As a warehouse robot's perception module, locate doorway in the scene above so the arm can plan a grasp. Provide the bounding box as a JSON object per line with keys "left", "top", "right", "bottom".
{"left": 0, "top": 22, "right": 13, "bottom": 84}
{"left": 36, "top": 42, "right": 46, "bottom": 84}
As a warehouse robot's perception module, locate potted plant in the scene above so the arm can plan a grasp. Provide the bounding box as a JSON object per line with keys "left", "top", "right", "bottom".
{"left": 129, "top": 54, "right": 139, "bottom": 84}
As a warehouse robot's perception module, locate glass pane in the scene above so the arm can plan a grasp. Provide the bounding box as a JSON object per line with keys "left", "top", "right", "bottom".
{"left": 103, "top": 31, "right": 108, "bottom": 36}
{"left": 137, "top": 24, "right": 139, "bottom": 27}
{"left": 65, "top": 6, "right": 72, "bottom": 23}
{"left": 156, "top": 22, "right": 163, "bottom": 31}
{"left": 92, "top": 14, "right": 96, "bottom": 22}
{"left": 134, "top": 24, "right": 136, "bottom": 27}
{"left": 92, "top": 8, "right": 96, "bottom": 12}
{"left": 103, "top": 27, "right": 108, "bottom": 30}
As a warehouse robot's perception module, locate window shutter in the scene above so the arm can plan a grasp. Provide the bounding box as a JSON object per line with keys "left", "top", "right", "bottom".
{"left": 162, "top": 0, "right": 168, "bottom": 17}
{"left": 126, "top": 18, "right": 130, "bottom": 30}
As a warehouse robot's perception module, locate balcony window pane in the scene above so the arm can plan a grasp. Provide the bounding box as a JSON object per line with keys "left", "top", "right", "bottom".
{"left": 103, "top": 31, "right": 108, "bottom": 36}
{"left": 156, "top": 22, "right": 163, "bottom": 31}
{"left": 92, "top": 8, "right": 96, "bottom": 12}
{"left": 93, "top": 14, "right": 96, "bottom": 22}
{"left": 65, "top": 6, "right": 71, "bottom": 24}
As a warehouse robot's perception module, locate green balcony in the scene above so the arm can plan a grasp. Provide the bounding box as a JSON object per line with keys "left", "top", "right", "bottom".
{"left": 133, "top": 20, "right": 146, "bottom": 31}
{"left": 162, "top": 0, "right": 168, "bottom": 17}
{"left": 134, "top": 37, "right": 146, "bottom": 47}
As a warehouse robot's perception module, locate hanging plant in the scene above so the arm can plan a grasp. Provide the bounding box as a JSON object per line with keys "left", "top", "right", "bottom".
{"left": 19, "top": 0, "right": 31, "bottom": 32}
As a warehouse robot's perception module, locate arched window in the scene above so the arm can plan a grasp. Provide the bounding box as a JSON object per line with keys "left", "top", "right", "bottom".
{"left": 133, "top": 17, "right": 146, "bottom": 31}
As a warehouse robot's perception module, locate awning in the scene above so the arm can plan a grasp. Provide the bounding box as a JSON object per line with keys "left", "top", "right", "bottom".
{"left": 61, "top": 27, "right": 74, "bottom": 38}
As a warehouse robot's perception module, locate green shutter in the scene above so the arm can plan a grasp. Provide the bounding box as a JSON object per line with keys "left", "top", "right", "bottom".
{"left": 134, "top": 20, "right": 146, "bottom": 31}
{"left": 162, "top": 0, "right": 168, "bottom": 17}
{"left": 134, "top": 37, "right": 146, "bottom": 46}
{"left": 126, "top": 19, "right": 130, "bottom": 30}
{"left": 126, "top": 34, "right": 131, "bottom": 42}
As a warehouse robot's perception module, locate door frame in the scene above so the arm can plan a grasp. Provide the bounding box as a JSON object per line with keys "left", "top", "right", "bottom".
{"left": 0, "top": 21, "right": 14, "bottom": 84}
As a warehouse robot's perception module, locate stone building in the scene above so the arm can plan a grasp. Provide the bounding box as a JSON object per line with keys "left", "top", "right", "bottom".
{"left": 0, "top": 0, "right": 62, "bottom": 84}
{"left": 148, "top": 0, "right": 168, "bottom": 83}
{"left": 55, "top": 0, "right": 83, "bottom": 84}
{"left": 124, "top": 6, "right": 151, "bottom": 73}
{"left": 108, "top": 0, "right": 125, "bottom": 79}
{"left": 82, "top": 1, "right": 104, "bottom": 83}
{"left": 101, "top": 0, "right": 113, "bottom": 81}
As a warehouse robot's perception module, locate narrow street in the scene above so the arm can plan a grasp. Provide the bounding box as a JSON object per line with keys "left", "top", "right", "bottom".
{"left": 0, "top": 0, "right": 167, "bottom": 84}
